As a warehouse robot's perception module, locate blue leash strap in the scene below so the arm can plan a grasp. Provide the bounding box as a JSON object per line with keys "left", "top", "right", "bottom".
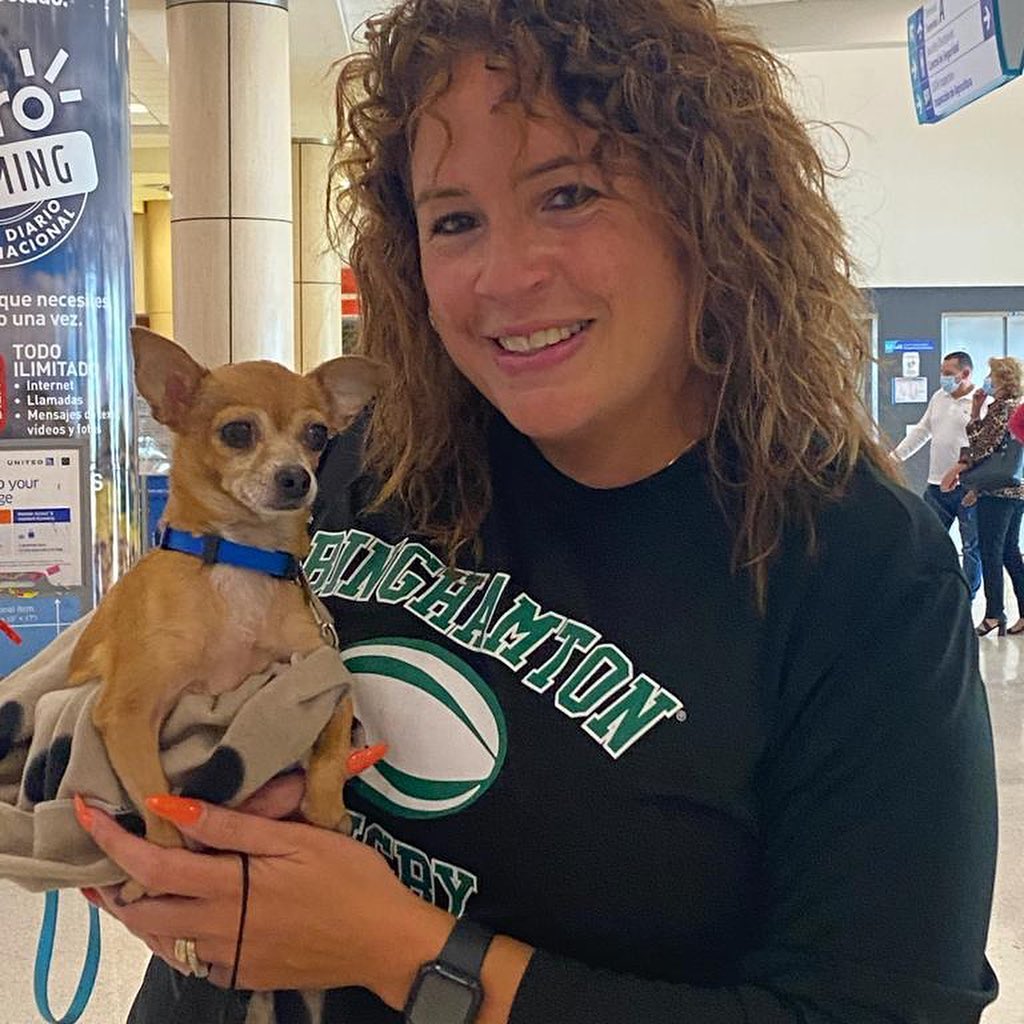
{"left": 34, "top": 890, "right": 101, "bottom": 1024}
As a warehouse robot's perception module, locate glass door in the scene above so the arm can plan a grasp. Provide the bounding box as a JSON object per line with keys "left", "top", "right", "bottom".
{"left": 942, "top": 312, "right": 1024, "bottom": 376}
{"left": 1008, "top": 312, "right": 1024, "bottom": 360}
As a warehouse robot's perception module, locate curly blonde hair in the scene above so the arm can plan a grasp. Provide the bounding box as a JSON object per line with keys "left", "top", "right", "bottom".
{"left": 988, "top": 356, "right": 1024, "bottom": 401}
{"left": 329, "top": 0, "right": 891, "bottom": 605}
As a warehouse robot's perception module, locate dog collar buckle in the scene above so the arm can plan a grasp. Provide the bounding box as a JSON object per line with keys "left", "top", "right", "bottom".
{"left": 201, "top": 535, "right": 222, "bottom": 565}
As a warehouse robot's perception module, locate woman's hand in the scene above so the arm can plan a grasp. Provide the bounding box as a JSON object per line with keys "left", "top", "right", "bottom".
{"left": 75, "top": 794, "right": 453, "bottom": 1005}
{"left": 231, "top": 745, "right": 388, "bottom": 822}
{"left": 234, "top": 770, "right": 306, "bottom": 819}
{"left": 940, "top": 465, "right": 962, "bottom": 493}
{"left": 971, "top": 389, "right": 988, "bottom": 417}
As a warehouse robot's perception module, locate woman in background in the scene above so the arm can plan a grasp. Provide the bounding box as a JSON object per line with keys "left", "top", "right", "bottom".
{"left": 945, "top": 355, "right": 1024, "bottom": 635}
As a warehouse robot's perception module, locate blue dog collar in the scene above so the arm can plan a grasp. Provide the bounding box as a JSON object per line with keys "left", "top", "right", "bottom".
{"left": 158, "top": 526, "right": 301, "bottom": 580}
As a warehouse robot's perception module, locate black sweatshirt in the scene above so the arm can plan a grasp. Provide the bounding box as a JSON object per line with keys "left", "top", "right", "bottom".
{"left": 129, "top": 416, "right": 999, "bottom": 1024}
{"left": 297, "top": 417, "right": 998, "bottom": 1023}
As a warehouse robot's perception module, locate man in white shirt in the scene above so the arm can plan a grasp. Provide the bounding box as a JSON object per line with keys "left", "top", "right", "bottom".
{"left": 891, "top": 351, "right": 981, "bottom": 596}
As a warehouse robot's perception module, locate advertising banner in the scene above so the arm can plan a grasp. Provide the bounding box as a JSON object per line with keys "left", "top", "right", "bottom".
{"left": 0, "top": 0, "right": 137, "bottom": 674}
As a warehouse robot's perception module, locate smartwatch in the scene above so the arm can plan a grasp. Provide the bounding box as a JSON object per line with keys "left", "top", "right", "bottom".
{"left": 403, "top": 917, "right": 495, "bottom": 1024}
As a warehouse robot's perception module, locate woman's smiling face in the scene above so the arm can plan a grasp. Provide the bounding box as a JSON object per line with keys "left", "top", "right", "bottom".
{"left": 412, "top": 54, "right": 704, "bottom": 484}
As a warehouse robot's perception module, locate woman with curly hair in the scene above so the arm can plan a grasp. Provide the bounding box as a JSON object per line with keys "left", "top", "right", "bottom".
{"left": 943, "top": 355, "right": 1024, "bottom": 636}
{"left": 82, "top": 3, "right": 998, "bottom": 1023}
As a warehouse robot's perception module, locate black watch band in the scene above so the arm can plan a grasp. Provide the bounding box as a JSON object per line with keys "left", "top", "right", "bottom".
{"left": 403, "top": 917, "right": 495, "bottom": 1024}
{"left": 437, "top": 918, "right": 495, "bottom": 977}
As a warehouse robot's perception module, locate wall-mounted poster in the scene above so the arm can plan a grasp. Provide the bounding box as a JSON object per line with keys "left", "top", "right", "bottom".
{"left": 893, "top": 377, "right": 931, "bottom": 404}
{"left": 0, "top": 446, "right": 88, "bottom": 672}
{"left": 902, "top": 352, "right": 921, "bottom": 377}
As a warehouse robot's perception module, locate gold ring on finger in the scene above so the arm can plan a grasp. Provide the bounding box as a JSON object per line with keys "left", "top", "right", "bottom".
{"left": 173, "top": 937, "right": 209, "bottom": 978}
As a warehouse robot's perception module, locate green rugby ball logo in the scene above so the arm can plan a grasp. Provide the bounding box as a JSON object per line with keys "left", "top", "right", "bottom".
{"left": 341, "top": 638, "right": 507, "bottom": 819}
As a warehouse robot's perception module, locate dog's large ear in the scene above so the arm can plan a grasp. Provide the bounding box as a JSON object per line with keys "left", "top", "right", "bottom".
{"left": 309, "top": 355, "right": 387, "bottom": 428}
{"left": 131, "top": 326, "right": 209, "bottom": 430}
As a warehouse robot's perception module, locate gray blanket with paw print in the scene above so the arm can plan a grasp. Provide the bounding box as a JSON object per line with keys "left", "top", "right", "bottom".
{"left": 0, "top": 612, "right": 354, "bottom": 892}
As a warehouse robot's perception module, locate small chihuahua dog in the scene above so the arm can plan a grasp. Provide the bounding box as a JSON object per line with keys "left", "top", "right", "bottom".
{"left": 69, "top": 327, "right": 380, "bottom": 873}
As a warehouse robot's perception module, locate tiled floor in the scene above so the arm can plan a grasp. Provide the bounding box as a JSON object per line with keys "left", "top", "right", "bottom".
{"left": 979, "top": 618, "right": 1024, "bottom": 1023}
{"left": 0, "top": 615, "right": 1021, "bottom": 1023}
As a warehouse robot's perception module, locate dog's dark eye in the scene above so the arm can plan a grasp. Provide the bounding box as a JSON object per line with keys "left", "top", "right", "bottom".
{"left": 220, "top": 421, "right": 255, "bottom": 449}
{"left": 303, "top": 423, "right": 329, "bottom": 452}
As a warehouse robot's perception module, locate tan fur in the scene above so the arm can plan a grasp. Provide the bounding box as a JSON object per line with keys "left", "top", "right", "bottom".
{"left": 69, "top": 328, "right": 382, "bottom": 890}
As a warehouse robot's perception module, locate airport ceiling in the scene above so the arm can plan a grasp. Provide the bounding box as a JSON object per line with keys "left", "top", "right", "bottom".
{"left": 128, "top": 0, "right": 915, "bottom": 201}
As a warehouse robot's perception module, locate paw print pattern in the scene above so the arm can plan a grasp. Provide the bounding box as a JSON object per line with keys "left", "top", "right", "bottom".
{"left": 179, "top": 746, "right": 245, "bottom": 805}
{"left": 24, "top": 734, "right": 72, "bottom": 804}
{"left": 115, "top": 810, "right": 146, "bottom": 836}
{"left": 0, "top": 701, "right": 24, "bottom": 761}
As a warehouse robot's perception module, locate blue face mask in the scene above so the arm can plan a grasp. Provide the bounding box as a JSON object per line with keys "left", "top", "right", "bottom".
{"left": 940, "top": 375, "right": 959, "bottom": 394}
{"left": 982, "top": 376, "right": 995, "bottom": 396}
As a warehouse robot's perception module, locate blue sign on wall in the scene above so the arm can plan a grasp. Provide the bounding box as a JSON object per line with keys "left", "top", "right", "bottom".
{"left": 884, "top": 339, "right": 937, "bottom": 353}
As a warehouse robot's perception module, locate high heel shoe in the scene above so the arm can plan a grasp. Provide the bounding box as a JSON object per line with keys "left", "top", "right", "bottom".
{"left": 1008, "top": 619, "right": 1024, "bottom": 635}
{"left": 975, "top": 618, "right": 1007, "bottom": 637}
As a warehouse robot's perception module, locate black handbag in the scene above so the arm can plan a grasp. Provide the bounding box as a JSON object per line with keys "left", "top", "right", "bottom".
{"left": 960, "top": 431, "right": 1024, "bottom": 492}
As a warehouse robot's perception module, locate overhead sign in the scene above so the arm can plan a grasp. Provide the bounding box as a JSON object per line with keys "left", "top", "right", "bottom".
{"left": 908, "top": 0, "right": 1024, "bottom": 123}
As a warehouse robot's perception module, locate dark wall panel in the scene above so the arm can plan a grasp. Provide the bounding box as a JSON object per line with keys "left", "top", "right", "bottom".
{"left": 869, "top": 287, "right": 1024, "bottom": 495}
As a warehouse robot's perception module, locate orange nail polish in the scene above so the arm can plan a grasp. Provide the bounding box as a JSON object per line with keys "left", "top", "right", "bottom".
{"left": 73, "top": 794, "right": 93, "bottom": 830}
{"left": 145, "top": 794, "right": 203, "bottom": 825}
{"left": 347, "top": 743, "right": 388, "bottom": 775}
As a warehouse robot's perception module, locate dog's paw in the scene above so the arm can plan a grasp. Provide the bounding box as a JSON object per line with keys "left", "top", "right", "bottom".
{"left": 300, "top": 794, "right": 351, "bottom": 835}
{"left": 118, "top": 878, "right": 147, "bottom": 904}
{"left": 145, "top": 815, "right": 185, "bottom": 850}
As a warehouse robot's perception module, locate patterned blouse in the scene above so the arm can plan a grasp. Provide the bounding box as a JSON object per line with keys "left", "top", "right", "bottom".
{"left": 964, "top": 396, "right": 1024, "bottom": 500}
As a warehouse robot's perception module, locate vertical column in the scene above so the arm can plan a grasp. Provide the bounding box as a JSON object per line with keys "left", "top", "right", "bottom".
{"left": 143, "top": 200, "right": 174, "bottom": 338}
{"left": 293, "top": 138, "right": 343, "bottom": 371}
{"left": 166, "top": 0, "right": 293, "bottom": 368}
{"left": 133, "top": 211, "right": 149, "bottom": 320}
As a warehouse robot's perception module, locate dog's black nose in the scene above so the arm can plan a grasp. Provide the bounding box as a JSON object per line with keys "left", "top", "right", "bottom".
{"left": 274, "top": 465, "right": 311, "bottom": 501}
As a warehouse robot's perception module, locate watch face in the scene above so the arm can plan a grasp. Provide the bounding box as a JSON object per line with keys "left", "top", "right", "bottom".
{"left": 407, "top": 966, "right": 480, "bottom": 1024}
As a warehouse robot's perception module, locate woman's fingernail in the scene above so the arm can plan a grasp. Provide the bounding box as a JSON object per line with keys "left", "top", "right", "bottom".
{"left": 347, "top": 743, "right": 388, "bottom": 775}
{"left": 81, "top": 887, "right": 100, "bottom": 906}
{"left": 145, "top": 794, "right": 203, "bottom": 825}
{"left": 73, "top": 794, "right": 93, "bottom": 830}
